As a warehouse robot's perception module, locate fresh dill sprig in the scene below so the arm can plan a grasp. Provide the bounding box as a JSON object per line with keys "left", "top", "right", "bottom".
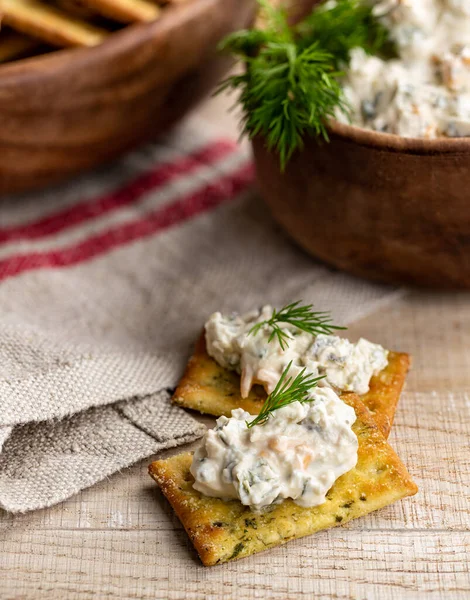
{"left": 296, "top": 0, "right": 393, "bottom": 68}
{"left": 218, "top": 0, "right": 393, "bottom": 168}
{"left": 218, "top": 40, "right": 347, "bottom": 167}
{"left": 247, "top": 362, "right": 324, "bottom": 428}
{"left": 248, "top": 301, "right": 346, "bottom": 350}
{"left": 220, "top": 0, "right": 291, "bottom": 57}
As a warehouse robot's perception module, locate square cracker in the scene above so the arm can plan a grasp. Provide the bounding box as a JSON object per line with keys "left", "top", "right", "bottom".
{"left": 149, "top": 394, "right": 418, "bottom": 566}
{"left": 173, "top": 334, "right": 411, "bottom": 439}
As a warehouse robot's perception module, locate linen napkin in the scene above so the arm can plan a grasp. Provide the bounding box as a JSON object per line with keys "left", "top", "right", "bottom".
{"left": 0, "top": 118, "right": 403, "bottom": 513}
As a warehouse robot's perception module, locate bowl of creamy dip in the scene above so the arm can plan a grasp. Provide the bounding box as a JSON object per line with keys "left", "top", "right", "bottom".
{"left": 253, "top": 0, "right": 470, "bottom": 288}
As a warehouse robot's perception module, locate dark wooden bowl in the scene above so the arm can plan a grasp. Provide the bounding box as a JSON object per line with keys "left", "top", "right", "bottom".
{"left": 0, "top": 0, "right": 257, "bottom": 194}
{"left": 253, "top": 120, "right": 470, "bottom": 289}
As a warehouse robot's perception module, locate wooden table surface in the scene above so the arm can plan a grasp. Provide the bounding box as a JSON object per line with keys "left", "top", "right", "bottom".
{"left": 1, "top": 93, "right": 470, "bottom": 600}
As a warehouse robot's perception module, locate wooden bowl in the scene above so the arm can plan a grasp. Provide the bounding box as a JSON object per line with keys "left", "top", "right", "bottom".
{"left": 253, "top": 120, "right": 470, "bottom": 288}
{"left": 0, "top": 0, "right": 257, "bottom": 194}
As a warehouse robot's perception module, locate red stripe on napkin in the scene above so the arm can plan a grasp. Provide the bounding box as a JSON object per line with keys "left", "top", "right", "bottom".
{"left": 0, "top": 162, "right": 254, "bottom": 282}
{"left": 0, "top": 140, "right": 236, "bottom": 245}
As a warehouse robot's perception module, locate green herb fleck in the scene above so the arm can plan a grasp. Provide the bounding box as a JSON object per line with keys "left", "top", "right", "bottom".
{"left": 213, "top": 521, "right": 226, "bottom": 528}
{"left": 245, "top": 518, "right": 258, "bottom": 529}
{"left": 229, "top": 542, "right": 245, "bottom": 560}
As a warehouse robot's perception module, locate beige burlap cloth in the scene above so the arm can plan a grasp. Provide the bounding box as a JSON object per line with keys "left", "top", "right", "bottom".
{"left": 0, "top": 119, "right": 403, "bottom": 513}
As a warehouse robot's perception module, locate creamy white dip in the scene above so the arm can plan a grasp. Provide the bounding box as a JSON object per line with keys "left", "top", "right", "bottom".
{"left": 205, "top": 306, "right": 388, "bottom": 397}
{"left": 190, "top": 390, "right": 358, "bottom": 511}
{"left": 338, "top": 0, "right": 470, "bottom": 138}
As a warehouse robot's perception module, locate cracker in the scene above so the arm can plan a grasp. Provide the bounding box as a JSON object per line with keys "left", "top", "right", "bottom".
{"left": 149, "top": 394, "right": 418, "bottom": 566}
{"left": 173, "top": 334, "right": 410, "bottom": 438}
{"left": 2, "top": 0, "right": 107, "bottom": 47}
{"left": 361, "top": 350, "right": 410, "bottom": 438}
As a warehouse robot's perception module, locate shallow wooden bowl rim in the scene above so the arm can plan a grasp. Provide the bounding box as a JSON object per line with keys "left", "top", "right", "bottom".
{"left": 328, "top": 118, "right": 470, "bottom": 155}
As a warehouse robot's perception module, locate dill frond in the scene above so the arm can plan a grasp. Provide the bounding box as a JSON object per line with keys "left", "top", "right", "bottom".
{"left": 249, "top": 301, "right": 346, "bottom": 351}
{"left": 218, "top": 0, "right": 393, "bottom": 168}
{"left": 247, "top": 362, "right": 324, "bottom": 428}
{"left": 296, "top": 0, "right": 393, "bottom": 68}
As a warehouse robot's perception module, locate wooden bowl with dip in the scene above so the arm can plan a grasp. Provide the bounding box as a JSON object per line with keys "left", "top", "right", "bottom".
{"left": 0, "top": 0, "right": 257, "bottom": 194}
{"left": 251, "top": 0, "right": 470, "bottom": 289}
{"left": 253, "top": 124, "right": 470, "bottom": 288}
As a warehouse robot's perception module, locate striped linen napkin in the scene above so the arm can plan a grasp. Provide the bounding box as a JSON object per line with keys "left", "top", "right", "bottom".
{"left": 0, "top": 118, "right": 402, "bottom": 513}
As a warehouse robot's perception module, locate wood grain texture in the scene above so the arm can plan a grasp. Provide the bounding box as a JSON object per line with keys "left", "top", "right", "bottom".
{"left": 1, "top": 530, "right": 469, "bottom": 599}
{"left": 1, "top": 96, "right": 470, "bottom": 598}
{"left": 0, "top": 0, "right": 257, "bottom": 194}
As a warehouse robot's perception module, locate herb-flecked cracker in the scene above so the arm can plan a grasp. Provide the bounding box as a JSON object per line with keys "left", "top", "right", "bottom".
{"left": 149, "top": 394, "right": 418, "bottom": 566}
{"left": 173, "top": 334, "right": 410, "bottom": 439}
